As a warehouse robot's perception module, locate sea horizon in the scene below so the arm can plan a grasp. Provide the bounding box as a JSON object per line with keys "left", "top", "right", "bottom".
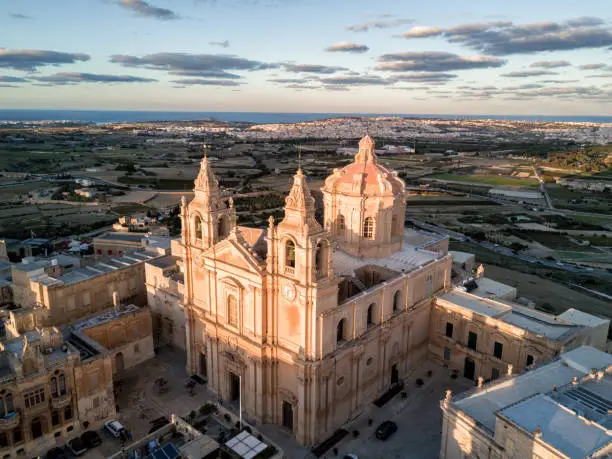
{"left": 1, "top": 108, "right": 612, "bottom": 125}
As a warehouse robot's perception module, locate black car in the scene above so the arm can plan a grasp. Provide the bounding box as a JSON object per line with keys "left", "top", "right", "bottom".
{"left": 375, "top": 421, "right": 398, "bottom": 440}
{"left": 45, "top": 447, "right": 68, "bottom": 459}
{"left": 67, "top": 438, "right": 88, "bottom": 456}
{"left": 81, "top": 430, "right": 103, "bottom": 448}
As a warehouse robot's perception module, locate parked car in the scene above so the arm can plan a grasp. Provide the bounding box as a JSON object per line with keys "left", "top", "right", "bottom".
{"left": 343, "top": 455, "right": 359, "bottom": 459}
{"left": 81, "top": 430, "right": 103, "bottom": 448}
{"left": 104, "top": 420, "right": 126, "bottom": 438}
{"left": 375, "top": 421, "right": 398, "bottom": 440}
{"left": 45, "top": 447, "right": 68, "bottom": 459}
{"left": 68, "top": 438, "right": 88, "bottom": 456}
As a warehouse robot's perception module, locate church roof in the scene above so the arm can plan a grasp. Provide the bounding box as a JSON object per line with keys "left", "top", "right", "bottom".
{"left": 323, "top": 135, "right": 404, "bottom": 196}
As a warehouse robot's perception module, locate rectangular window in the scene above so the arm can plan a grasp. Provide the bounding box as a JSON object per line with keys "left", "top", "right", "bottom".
{"left": 492, "top": 368, "right": 500, "bottom": 380}
{"left": 493, "top": 341, "right": 503, "bottom": 359}
{"left": 445, "top": 322, "right": 453, "bottom": 338}
{"left": 526, "top": 354, "right": 534, "bottom": 366}
{"left": 13, "top": 429, "right": 22, "bottom": 444}
{"left": 443, "top": 347, "right": 451, "bottom": 361}
{"left": 23, "top": 388, "right": 45, "bottom": 408}
{"left": 467, "top": 331, "right": 477, "bottom": 350}
{"left": 82, "top": 292, "right": 91, "bottom": 307}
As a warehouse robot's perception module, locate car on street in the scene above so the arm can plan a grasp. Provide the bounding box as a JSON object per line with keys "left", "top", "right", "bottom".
{"left": 81, "top": 430, "right": 103, "bottom": 448}
{"left": 67, "top": 438, "right": 88, "bottom": 456}
{"left": 45, "top": 447, "right": 68, "bottom": 459}
{"left": 375, "top": 420, "right": 398, "bottom": 440}
{"left": 104, "top": 420, "right": 126, "bottom": 438}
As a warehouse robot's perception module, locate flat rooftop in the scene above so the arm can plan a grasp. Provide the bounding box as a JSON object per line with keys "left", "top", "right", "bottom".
{"left": 333, "top": 229, "right": 443, "bottom": 278}
{"left": 450, "top": 251, "right": 474, "bottom": 264}
{"left": 438, "top": 290, "right": 584, "bottom": 340}
{"left": 453, "top": 346, "right": 612, "bottom": 434}
{"left": 147, "top": 255, "right": 180, "bottom": 270}
{"left": 72, "top": 303, "right": 141, "bottom": 332}
{"left": 499, "top": 394, "right": 611, "bottom": 458}
{"left": 469, "top": 277, "right": 516, "bottom": 300}
{"left": 29, "top": 252, "right": 154, "bottom": 286}
{"left": 95, "top": 232, "right": 145, "bottom": 243}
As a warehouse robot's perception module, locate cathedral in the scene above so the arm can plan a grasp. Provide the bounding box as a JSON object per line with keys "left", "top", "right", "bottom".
{"left": 176, "top": 136, "right": 452, "bottom": 444}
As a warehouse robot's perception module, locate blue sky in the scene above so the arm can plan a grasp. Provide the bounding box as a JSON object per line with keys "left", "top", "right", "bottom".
{"left": 1, "top": 0, "right": 611, "bottom": 114}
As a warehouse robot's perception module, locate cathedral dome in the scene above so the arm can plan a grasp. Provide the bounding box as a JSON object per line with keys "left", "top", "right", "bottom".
{"left": 324, "top": 136, "right": 404, "bottom": 196}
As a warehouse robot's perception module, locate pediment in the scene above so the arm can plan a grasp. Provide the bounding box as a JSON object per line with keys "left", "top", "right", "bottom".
{"left": 204, "top": 233, "right": 265, "bottom": 273}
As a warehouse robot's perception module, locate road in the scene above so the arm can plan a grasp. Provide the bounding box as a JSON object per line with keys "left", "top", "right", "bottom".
{"left": 533, "top": 166, "right": 555, "bottom": 210}
{"left": 407, "top": 217, "right": 612, "bottom": 277}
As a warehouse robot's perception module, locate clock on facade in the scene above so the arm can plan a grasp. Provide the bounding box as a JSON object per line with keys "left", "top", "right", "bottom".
{"left": 283, "top": 283, "right": 297, "bottom": 301}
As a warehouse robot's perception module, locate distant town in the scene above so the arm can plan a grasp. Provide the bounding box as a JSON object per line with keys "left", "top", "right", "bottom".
{"left": 0, "top": 116, "right": 611, "bottom": 459}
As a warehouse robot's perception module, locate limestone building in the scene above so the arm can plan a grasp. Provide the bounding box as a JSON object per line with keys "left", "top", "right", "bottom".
{"left": 175, "top": 137, "right": 452, "bottom": 445}
{"left": 440, "top": 346, "right": 612, "bottom": 459}
{"left": 429, "top": 289, "right": 609, "bottom": 382}
{"left": 11, "top": 252, "right": 154, "bottom": 327}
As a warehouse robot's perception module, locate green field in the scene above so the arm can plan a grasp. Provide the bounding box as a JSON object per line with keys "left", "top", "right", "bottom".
{"left": 431, "top": 173, "right": 540, "bottom": 189}
{"left": 570, "top": 214, "right": 612, "bottom": 225}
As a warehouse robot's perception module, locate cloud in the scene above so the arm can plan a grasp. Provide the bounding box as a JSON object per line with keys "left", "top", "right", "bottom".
{"left": 325, "top": 86, "right": 350, "bottom": 91}
{"left": 397, "top": 18, "right": 612, "bottom": 55}
{"left": 346, "top": 18, "right": 412, "bottom": 32}
{"left": 579, "top": 63, "right": 610, "bottom": 70}
{"left": 318, "top": 75, "right": 389, "bottom": 86}
{"left": 33, "top": 72, "right": 157, "bottom": 84}
{"left": 117, "top": 0, "right": 179, "bottom": 20}
{"left": 376, "top": 51, "right": 505, "bottom": 72}
{"left": 170, "top": 79, "right": 242, "bottom": 86}
{"left": 0, "top": 49, "right": 90, "bottom": 72}
{"left": 400, "top": 26, "right": 443, "bottom": 38}
{"left": 10, "top": 13, "right": 32, "bottom": 20}
{"left": 388, "top": 72, "right": 457, "bottom": 83}
{"left": 0, "top": 75, "right": 29, "bottom": 83}
{"left": 500, "top": 70, "right": 559, "bottom": 77}
{"left": 209, "top": 40, "right": 230, "bottom": 48}
{"left": 285, "top": 84, "right": 320, "bottom": 90}
{"left": 282, "top": 63, "right": 347, "bottom": 74}
{"left": 529, "top": 60, "right": 571, "bottom": 68}
{"left": 110, "top": 52, "right": 277, "bottom": 76}
{"left": 325, "top": 42, "right": 369, "bottom": 53}
{"left": 0, "top": 84, "right": 20, "bottom": 88}
{"left": 268, "top": 78, "right": 312, "bottom": 84}
{"left": 167, "top": 69, "right": 242, "bottom": 79}
{"left": 586, "top": 73, "right": 612, "bottom": 78}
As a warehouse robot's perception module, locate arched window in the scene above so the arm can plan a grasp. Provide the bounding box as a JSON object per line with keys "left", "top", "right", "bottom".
{"left": 393, "top": 291, "right": 401, "bottom": 313}
{"left": 315, "top": 243, "right": 323, "bottom": 276}
{"left": 337, "top": 214, "right": 345, "bottom": 231}
{"left": 366, "top": 304, "right": 375, "bottom": 327}
{"left": 0, "top": 392, "right": 13, "bottom": 416}
{"left": 194, "top": 216, "right": 203, "bottom": 240}
{"left": 51, "top": 373, "right": 66, "bottom": 397}
{"left": 217, "top": 215, "right": 230, "bottom": 239}
{"left": 285, "top": 240, "right": 296, "bottom": 269}
{"left": 336, "top": 319, "right": 346, "bottom": 344}
{"left": 227, "top": 294, "right": 238, "bottom": 327}
{"left": 363, "top": 217, "right": 374, "bottom": 239}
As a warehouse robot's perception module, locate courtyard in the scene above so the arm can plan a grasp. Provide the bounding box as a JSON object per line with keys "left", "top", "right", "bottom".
{"left": 80, "top": 348, "right": 473, "bottom": 459}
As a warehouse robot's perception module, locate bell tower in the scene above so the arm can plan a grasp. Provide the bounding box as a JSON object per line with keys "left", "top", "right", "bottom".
{"left": 267, "top": 168, "right": 337, "bottom": 359}
{"left": 183, "top": 146, "right": 235, "bottom": 250}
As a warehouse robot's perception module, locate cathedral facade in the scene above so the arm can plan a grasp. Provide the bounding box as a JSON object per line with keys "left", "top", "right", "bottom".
{"left": 178, "top": 136, "right": 452, "bottom": 445}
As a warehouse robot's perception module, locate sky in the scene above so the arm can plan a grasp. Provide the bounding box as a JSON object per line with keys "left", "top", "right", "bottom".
{"left": 1, "top": 0, "right": 612, "bottom": 115}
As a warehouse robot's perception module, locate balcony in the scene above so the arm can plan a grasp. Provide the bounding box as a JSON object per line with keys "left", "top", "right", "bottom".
{"left": 51, "top": 393, "right": 71, "bottom": 410}
{"left": 0, "top": 412, "right": 20, "bottom": 431}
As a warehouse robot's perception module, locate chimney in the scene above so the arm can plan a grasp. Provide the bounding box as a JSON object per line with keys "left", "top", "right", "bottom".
{"left": 534, "top": 426, "right": 542, "bottom": 438}
{"left": 477, "top": 377, "right": 484, "bottom": 389}
{"left": 573, "top": 376, "right": 579, "bottom": 385}
{"left": 507, "top": 364, "right": 513, "bottom": 376}
{"left": 112, "top": 291, "right": 119, "bottom": 311}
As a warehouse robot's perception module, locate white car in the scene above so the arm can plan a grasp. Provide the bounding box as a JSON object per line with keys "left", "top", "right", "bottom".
{"left": 104, "top": 420, "right": 126, "bottom": 438}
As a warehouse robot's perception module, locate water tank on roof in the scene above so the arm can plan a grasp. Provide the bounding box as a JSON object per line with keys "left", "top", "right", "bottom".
{"left": 51, "top": 259, "right": 58, "bottom": 266}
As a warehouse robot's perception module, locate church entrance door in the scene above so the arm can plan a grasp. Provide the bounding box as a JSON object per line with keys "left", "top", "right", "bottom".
{"left": 230, "top": 372, "right": 240, "bottom": 402}
{"left": 464, "top": 357, "right": 475, "bottom": 380}
{"left": 282, "top": 401, "right": 293, "bottom": 432}
{"left": 391, "top": 364, "right": 399, "bottom": 385}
